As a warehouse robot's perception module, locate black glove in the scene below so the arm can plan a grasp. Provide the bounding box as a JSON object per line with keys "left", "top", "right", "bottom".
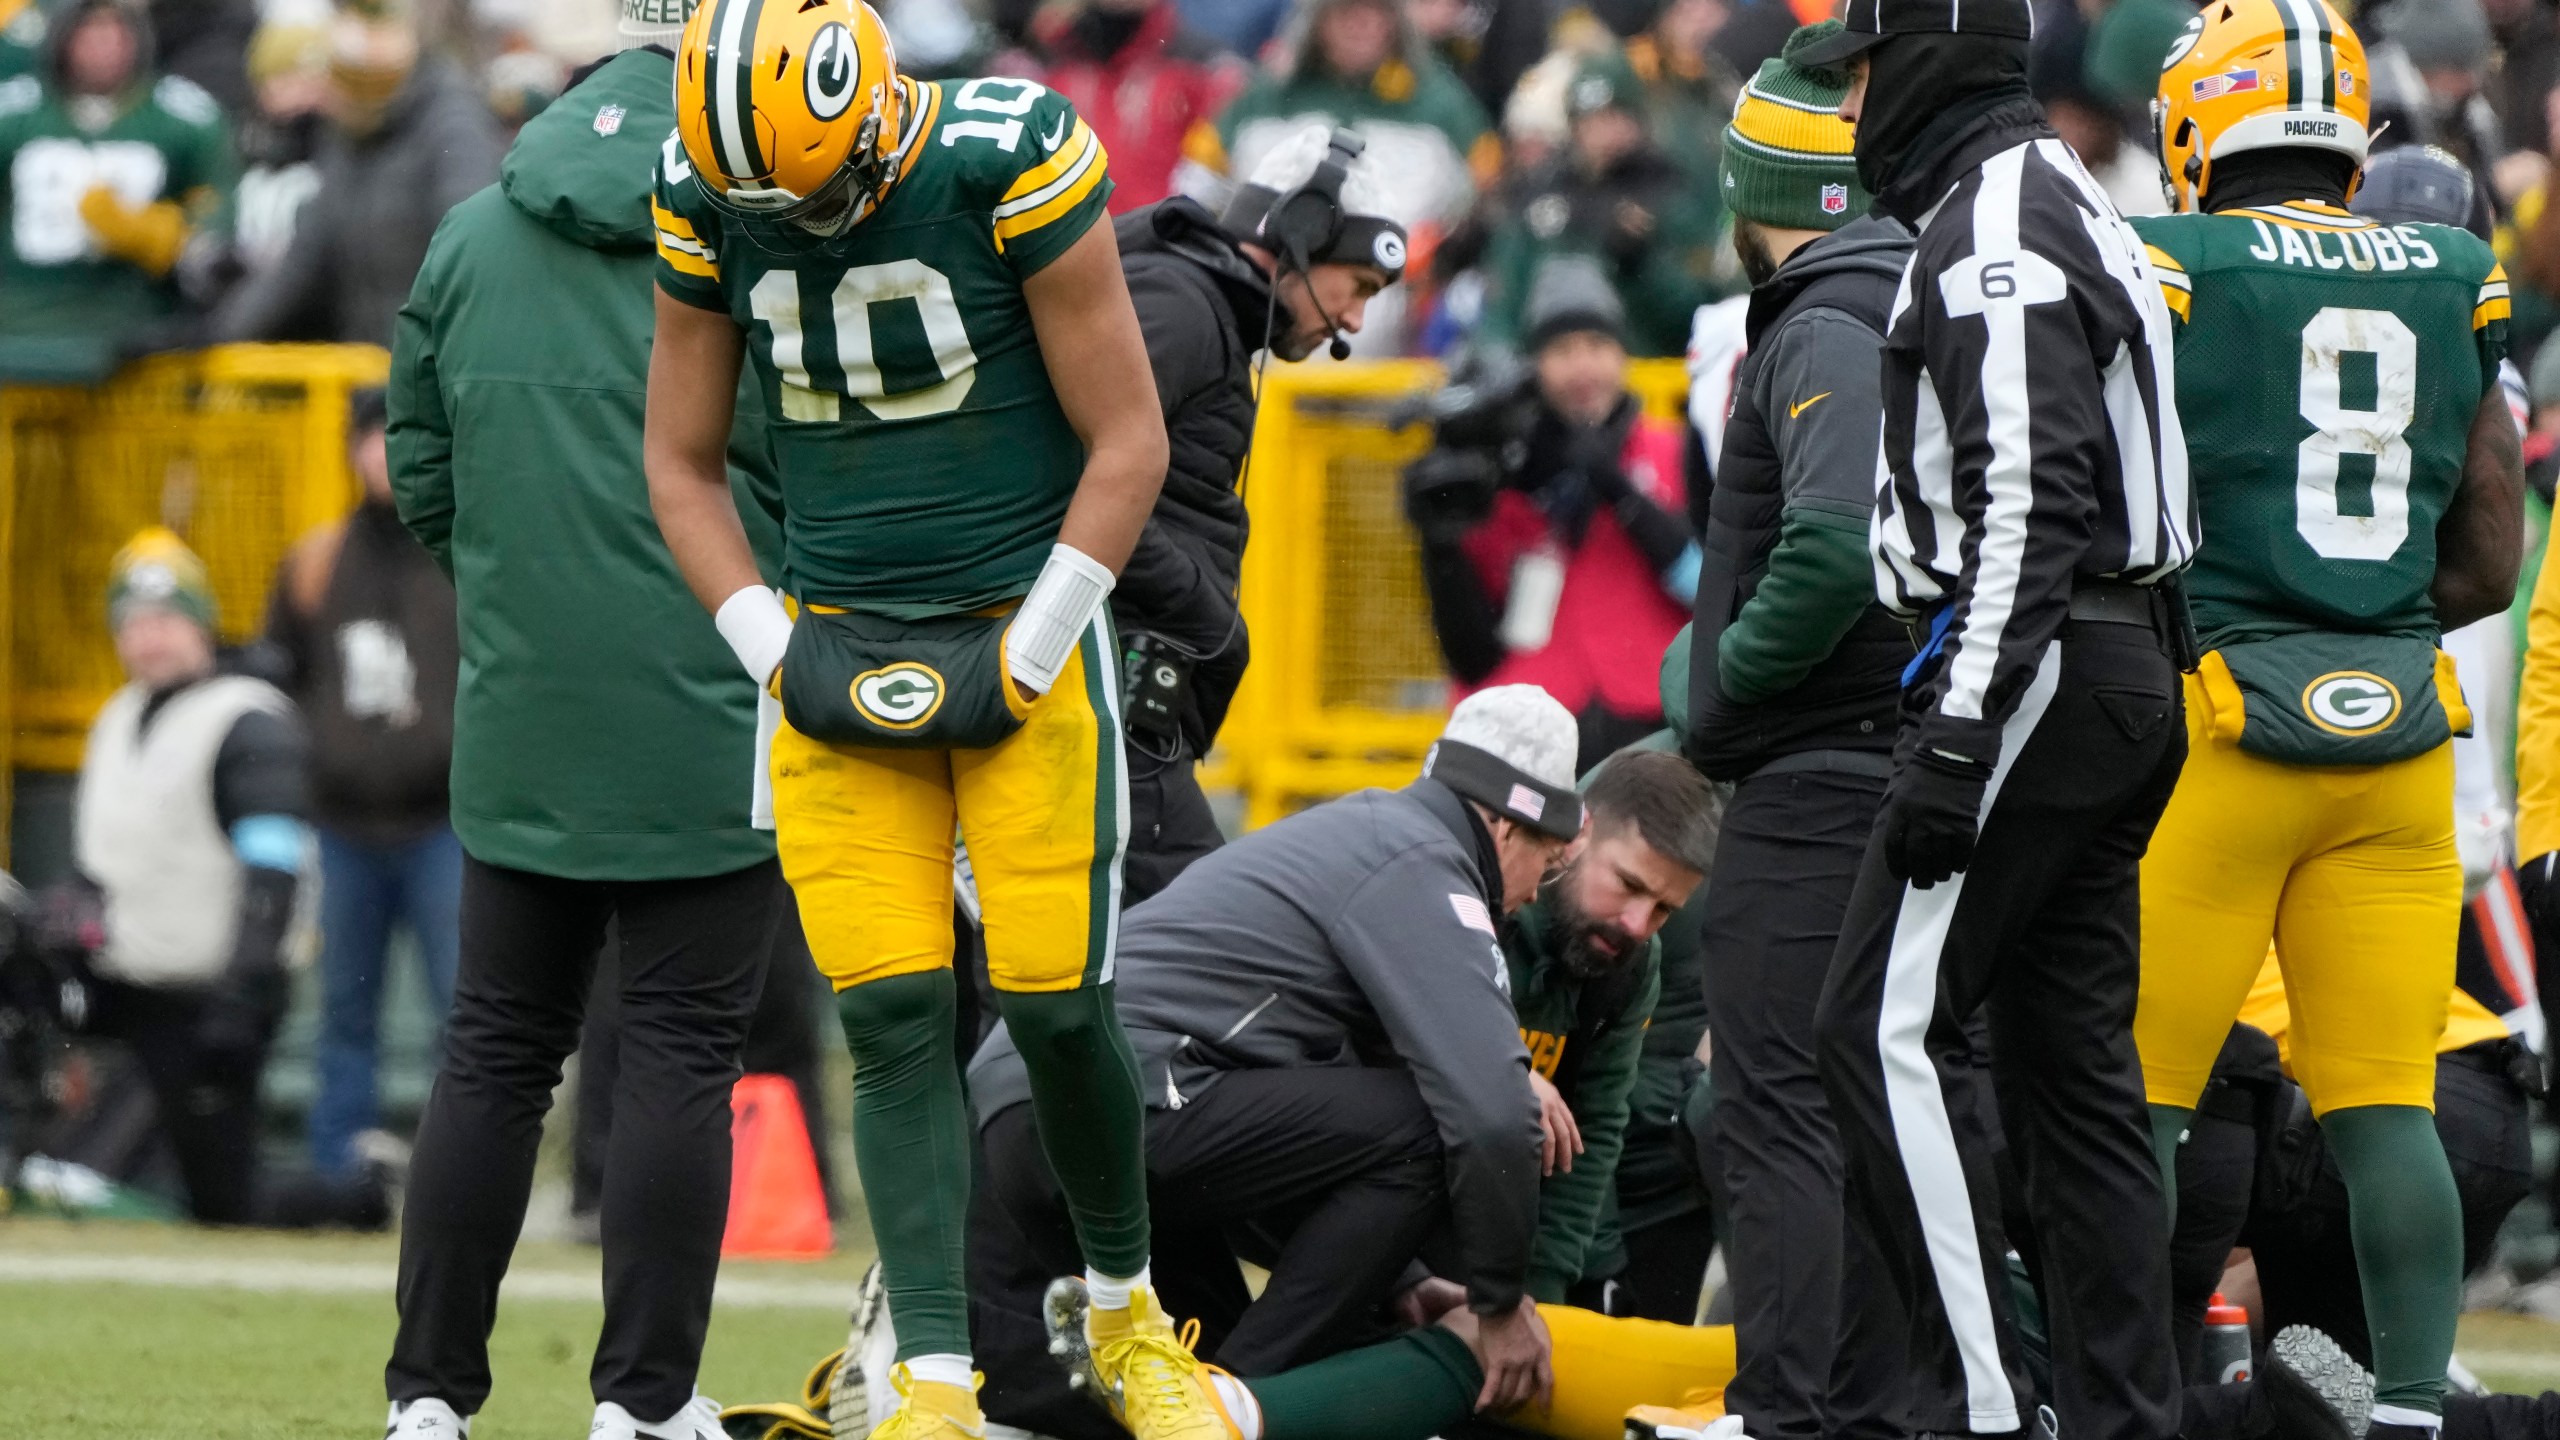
{"left": 194, "top": 968, "right": 286, "bottom": 1089}
{"left": 1879, "top": 747, "right": 1994, "bottom": 888}
{"left": 1402, "top": 448, "right": 1500, "bottom": 544}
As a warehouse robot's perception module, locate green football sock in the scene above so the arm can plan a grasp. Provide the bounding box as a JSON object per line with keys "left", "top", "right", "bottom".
{"left": 2150, "top": 1103, "right": 2192, "bottom": 1225}
{"left": 993, "top": 983, "right": 1151, "bottom": 1277}
{"left": 836, "top": 971, "right": 973, "bottom": 1359}
{"left": 2323, "top": 1103, "right": 2461, "bottom": 1416}
{"left": 1245, "top": 1327, "right": 1482, "bottom": 1440}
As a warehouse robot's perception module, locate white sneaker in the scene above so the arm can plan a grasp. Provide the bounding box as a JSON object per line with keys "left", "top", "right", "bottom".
{"left": 385, "top": 1398, "right": 471, "bottom": 1439}
{"left": 591, "top": 1395, "right": 724, "bottom": 1440}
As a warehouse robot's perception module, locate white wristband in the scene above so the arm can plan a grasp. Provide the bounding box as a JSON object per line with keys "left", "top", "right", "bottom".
{"left": 1005, "top": 543, "right": 1115, "bottom": 696}
{"left": 715, "top": 585, "right": 792, "bottom": 688}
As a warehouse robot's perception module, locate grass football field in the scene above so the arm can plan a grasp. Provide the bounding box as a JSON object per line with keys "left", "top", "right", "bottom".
{"left": 6, "top": 1217, "right": 2560, "bottom": 1438}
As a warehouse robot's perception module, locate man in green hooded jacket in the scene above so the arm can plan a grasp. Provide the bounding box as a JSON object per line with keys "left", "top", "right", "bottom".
{"left": 377, "top": 3, "right": 790, "bottom": 1437}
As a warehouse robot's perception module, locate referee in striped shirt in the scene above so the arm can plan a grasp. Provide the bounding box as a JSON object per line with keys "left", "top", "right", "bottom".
{"left": 1794, "top": 6, "right": 2198, "bottom": 1440}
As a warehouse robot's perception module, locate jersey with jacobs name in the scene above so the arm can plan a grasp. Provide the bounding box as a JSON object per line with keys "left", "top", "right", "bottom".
{"left": 654, "top": 76, "right": 1112, "bottom": 617}
{"left": 2131, "top": 203, "right": 2507, "bottom": 648}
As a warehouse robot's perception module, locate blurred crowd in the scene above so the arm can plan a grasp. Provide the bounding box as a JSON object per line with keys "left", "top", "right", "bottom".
{"left": 13, "top": 0, "right": 2560, "bottom": 379}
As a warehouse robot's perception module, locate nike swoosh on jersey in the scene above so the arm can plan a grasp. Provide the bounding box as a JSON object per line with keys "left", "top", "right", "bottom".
{"left": 1042, "top": 114, "right": 1068, "bottom": 151}
{"left": 1788, "top": 391, "right": 1833, "bottom": 419}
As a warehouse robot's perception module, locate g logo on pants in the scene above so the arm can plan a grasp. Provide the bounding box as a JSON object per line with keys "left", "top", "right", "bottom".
{"left": 2301, "top": 671, "right": 2402, "bottom": 735}
{"left": 852, "top": 662, "right": 946, "bottom": 730}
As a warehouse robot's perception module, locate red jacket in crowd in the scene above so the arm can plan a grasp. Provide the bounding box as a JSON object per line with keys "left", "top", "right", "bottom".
{"left": 1455, "top": 414, "right": 1692, "bottom": 722}
{"left": 1007, "top": 3, "right": 1244, "bottom": 212}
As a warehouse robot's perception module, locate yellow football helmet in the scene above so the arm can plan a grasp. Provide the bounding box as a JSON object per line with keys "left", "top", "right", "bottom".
{"left": 675, "top": 0, "right": 904, "bottom": 235}
{"left": 2154, "top": 0, "right": 2371, "bottom": 213}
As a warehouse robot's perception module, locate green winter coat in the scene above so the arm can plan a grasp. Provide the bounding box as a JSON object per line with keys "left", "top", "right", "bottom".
{"left": 389, "top": 47, "right": 784, "bottom": 882}
{"left": 1506, "top": 895, "right": 1661, "bottom": 1303}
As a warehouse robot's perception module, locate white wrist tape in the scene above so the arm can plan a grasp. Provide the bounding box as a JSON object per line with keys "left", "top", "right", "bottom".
{"left": 1005, "top": 543, "right": 1115, "bottom": 696}
{"left": 715, "top": 585, "right": 792, "bottom": 688}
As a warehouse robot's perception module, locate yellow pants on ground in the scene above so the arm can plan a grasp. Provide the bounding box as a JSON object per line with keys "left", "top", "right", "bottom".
{"left": 1510, "top": 1306, "right": 1736, "bottom": 1440}
{"left": 2135, "top": 672, "right": 2458, "bottom": 1115}
{"left": 770, "top": 619, "right": 1126, "bottom": 994}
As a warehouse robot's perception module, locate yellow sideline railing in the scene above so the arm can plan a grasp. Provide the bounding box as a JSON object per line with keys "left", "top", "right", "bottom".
{"left": 1210, "top": 357, "right": 1692, "bottom": 827}
{"left": 0, "top": 344, "right": 387, "bottom": 784}
{"left": 0, "top": 346, "right": 1687, "bottom": 839}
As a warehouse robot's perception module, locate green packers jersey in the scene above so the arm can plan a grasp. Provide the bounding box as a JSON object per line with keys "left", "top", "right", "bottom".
{"left": 0, "top": 70, "right": 233, "bottom": 333}
{"left": 2132, "top": 203, "right": 2509, "bottom": 647}
{"left": 655, "top": 76, "right": 1113, "bottom": 616}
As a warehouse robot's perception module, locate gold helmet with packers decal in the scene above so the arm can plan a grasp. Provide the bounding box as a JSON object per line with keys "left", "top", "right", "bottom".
{"left": 675, "top": 0, "right": 903, "bottom": 235}
{"left": 2154, "top": 0, "right": 2371, "bottom": 213}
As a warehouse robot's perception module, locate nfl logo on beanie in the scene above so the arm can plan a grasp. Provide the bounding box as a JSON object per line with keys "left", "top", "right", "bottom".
{"left": 1719, "top": 23, "right": 1873, "bottom": 232}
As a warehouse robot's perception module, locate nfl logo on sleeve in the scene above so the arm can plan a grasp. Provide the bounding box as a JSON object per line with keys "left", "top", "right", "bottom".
{"left": 594, "top": 103, "right": 627, "bottom": 136}
{"left": 1821, "top": 182, "right": 1849, "bottom": 215}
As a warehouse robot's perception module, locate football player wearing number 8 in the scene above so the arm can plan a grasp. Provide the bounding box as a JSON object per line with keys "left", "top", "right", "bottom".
{"left": 2128, "top": 3, "right": 2524, "bottom": 1437}
{"left": 643, "top": 5, "right": 1221, "bottom": 1440}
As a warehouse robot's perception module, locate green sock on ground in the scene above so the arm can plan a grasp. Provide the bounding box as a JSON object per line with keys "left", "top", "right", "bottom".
{"left": 2149, "top": 1103, "right": 2192, "bottom": 1226}
{"left": 836, "top": 970, "right": 974, "bottom": 1359}
{"left": 2324, "top": 1103, "right": 2461, "bottom": 1417}
{"left": 995, "top": 982, "right": 1152, "bottom": 1277}
{"left": 1245, "top": 1326, "right": 1482, "bottom": 1440}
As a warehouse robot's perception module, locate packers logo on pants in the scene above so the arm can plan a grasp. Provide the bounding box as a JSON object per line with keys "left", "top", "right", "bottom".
{"left": 2302, "top": 671, "right": 2401, "bottom": 735}
{"left": 854, "top": 663, "right": 946, "bottom": 730}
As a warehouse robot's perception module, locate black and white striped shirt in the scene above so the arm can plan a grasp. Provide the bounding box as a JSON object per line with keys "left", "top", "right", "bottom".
{"left": 1870, "top": 127, "right": 2195, "bottom": 764}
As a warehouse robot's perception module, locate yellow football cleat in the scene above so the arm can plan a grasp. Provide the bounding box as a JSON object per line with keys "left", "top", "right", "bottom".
{"left": 1061, "top": 1280, "right": 1242, "bottom": 1440}
{"left": 866, "top": 1364, "right": 986, "bottom": 1440}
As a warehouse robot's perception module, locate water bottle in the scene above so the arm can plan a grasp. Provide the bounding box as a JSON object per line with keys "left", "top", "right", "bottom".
{"left": 2202, "top": 1293, "right": 2254, "bottom": 1384}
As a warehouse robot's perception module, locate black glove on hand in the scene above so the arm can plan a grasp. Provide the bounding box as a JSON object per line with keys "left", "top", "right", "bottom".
{"left": 1880, "top": 747, "right": 1994, "bottom": 888}
{"left": 195, "top": 968, "right": 285, "bottom": 1088}
{"left": 1402, "top": 448, "right": 1501, "bottom": 544}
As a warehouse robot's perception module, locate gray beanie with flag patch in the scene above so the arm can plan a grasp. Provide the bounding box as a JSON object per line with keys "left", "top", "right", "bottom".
{"left": 1719, "top": 22, "right": 1871, "bottom": 231}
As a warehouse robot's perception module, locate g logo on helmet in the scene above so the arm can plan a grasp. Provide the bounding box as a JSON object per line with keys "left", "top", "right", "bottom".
{"left": 852, "top": 662, "right": 946, "bottom": 730}
{"left": 805, "top": 22, "right": 859, "bottom": 122}
{"left": 2301, "top": 671, "right": 2402, "bottom": 736}
{"left": 1373, "top": 230, "right": 1406, "bottom": 270}
{"left": 2161, "top": 14, "right": 2204, "bottom": 70}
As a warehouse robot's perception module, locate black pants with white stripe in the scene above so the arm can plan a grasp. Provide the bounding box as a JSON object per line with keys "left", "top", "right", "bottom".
{"left": 1817, "top": 623, "right": 2185, "bottom": 1440}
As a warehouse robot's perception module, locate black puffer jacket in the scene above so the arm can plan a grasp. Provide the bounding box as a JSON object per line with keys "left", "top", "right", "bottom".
{"left": 1112, "top": 198, "right": 1272, "bottom": 752}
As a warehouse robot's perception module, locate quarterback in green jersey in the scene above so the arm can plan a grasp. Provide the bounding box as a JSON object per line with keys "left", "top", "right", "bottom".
{"left": 2129, "top": 0, "right": 2524, "bottom": 1432}
{"left": 641, "top": 4, "right": 1233, "bottom": 1439}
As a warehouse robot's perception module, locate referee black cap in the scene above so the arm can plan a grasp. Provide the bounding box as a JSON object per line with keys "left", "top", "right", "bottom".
{"left": 1794, "top": 0, "right": 2038, "bottom": 66}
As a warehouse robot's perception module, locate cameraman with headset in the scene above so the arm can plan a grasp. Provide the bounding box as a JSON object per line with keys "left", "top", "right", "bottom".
{"left": 1403, "top": 257, "right": 1697, "bottom": 771}
{"left": 1105, "top": 123, "right": 1404, "bottom": 902}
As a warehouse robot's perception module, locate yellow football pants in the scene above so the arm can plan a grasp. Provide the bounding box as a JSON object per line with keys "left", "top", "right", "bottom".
{"left": 1506, "top": 1307, "right": 1735, "bottom": 1439}
{"left": 770, "top": 618, "right": 1126, "bottom": 993}
{"left": 2136, "top": 672, "right": 2459, "bottom": 1116}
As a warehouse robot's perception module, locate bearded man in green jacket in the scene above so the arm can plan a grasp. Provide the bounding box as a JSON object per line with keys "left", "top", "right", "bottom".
{"left": 377, "top": 4, "right": 788, "bottom": 1438}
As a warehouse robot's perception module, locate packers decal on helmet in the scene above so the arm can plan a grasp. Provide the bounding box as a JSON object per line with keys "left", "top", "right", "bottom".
{"left": 675, "top": 0, "right": 906, "bottom": 235}
{"left": 2154, "top": 0, "right": 2371, "bottom": 213}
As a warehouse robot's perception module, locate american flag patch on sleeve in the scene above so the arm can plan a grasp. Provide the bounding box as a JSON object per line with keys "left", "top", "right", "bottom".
{"left": 1450, "top": 893, "right": 1497, "bottom": 936}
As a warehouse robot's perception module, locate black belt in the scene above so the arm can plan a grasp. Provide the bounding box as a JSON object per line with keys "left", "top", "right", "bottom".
{"left": 1748, "top": 749, "right": 1895, "bottom": 781}
{"left": 2066, "top": 577, "right": 2160, "bottom": 627}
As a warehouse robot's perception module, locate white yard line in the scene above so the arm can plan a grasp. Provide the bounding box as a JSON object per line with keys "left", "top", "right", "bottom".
{"left": 2461, "top": 1348, "right": 2560, "bottom": 1382}
{"left": 0, "top": 1250, "right": 850, "bottom": 1312}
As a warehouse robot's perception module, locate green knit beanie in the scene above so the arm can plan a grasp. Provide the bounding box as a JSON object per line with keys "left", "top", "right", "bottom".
{"left": 107, "top": 526, "right": 217, "bottom": 635}
{"left": 1719, "top": 21, "right": 1870, "bottom": 232}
